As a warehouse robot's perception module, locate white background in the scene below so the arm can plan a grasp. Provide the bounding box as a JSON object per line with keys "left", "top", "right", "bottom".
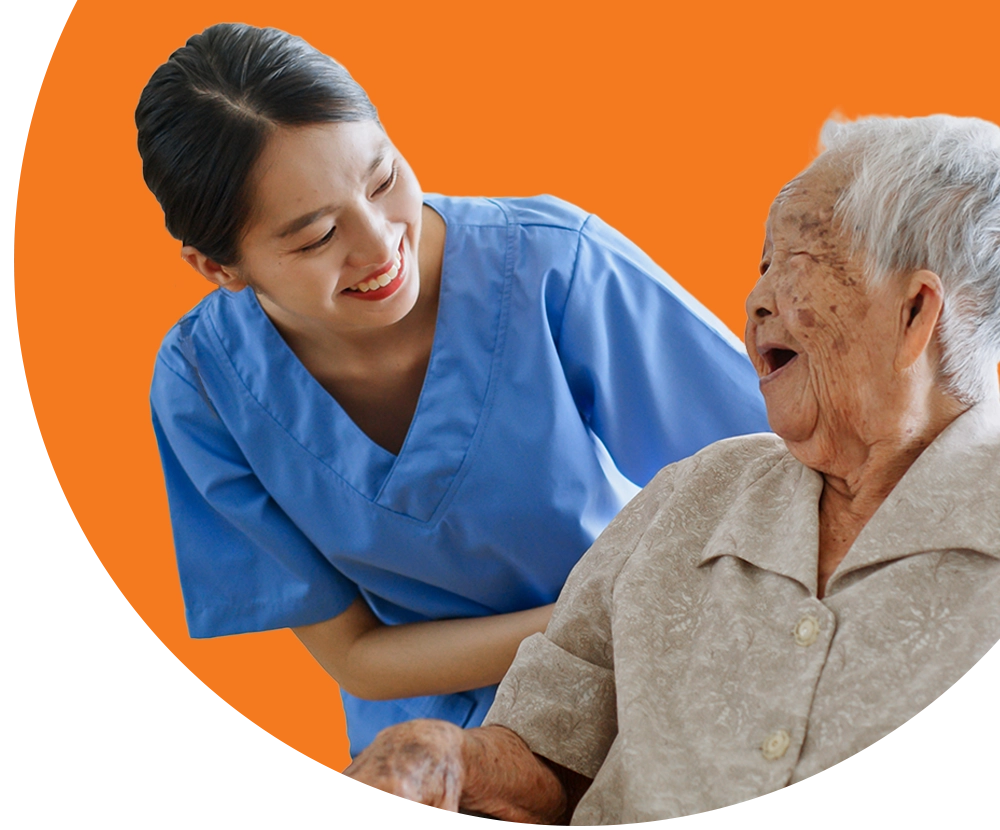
{"left": 3, "top": 3, "right": 998, "bottom": 827}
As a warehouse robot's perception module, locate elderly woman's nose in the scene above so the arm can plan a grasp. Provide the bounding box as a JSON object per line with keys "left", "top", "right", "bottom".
{"left": 745, "top": 278, "right": 775, "bottom": 320}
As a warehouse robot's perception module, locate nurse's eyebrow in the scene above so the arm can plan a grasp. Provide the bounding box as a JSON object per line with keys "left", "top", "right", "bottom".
{"left": 277, "top": 207, "right": 335, "bottom": 239}
{"left": 275, "top": 142, "right": 393, "bottom": 239}
{"left": 366, "top": 145, "right": 389, "bottom": 178}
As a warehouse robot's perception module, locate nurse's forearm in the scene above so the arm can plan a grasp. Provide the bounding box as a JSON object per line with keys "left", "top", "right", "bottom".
{"left": 350, "top": 603, "right": 553, "bottom": 699}
{"left": 292, "top": 598, "right": 553, "bottom": 700}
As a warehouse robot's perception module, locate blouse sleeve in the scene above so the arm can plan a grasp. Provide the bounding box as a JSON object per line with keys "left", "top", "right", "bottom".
{"left": 556, "top": 214, "right": 770, "bottom": 487}
{"left": 483, "top": 466, "right": 672, "bottom": 778}
{"left": 150, "top": 353, "right": 359, "bottom": 639}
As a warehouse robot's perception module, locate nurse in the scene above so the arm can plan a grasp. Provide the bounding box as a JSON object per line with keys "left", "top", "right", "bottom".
{"left": 138, "top": 22, "right": 769, "bottom": 757}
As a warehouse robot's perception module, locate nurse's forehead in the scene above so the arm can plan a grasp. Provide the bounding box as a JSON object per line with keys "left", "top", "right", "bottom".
{"left": 251, "top": 124, "right": 393, "bottom": 230}
{"left": 256, "top": 122, "right": 391, "bottom": 190}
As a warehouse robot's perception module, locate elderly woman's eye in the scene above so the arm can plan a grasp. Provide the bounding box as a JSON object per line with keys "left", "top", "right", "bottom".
{"left": 759, "top": 260, "right": 771, "bottom": 275}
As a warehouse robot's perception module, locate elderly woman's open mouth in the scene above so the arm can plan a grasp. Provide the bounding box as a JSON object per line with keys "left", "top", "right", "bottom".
{"left": 759, "top": 344, "right": 799, "bottom": 380}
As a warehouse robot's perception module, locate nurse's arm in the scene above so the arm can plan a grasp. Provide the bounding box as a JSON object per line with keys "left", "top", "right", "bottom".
{"left": 292, "top": 597, "right": 553, "bottom": 700}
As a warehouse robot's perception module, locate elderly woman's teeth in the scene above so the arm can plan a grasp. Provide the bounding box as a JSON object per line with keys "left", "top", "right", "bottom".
{"left": 349, "top": 254, "right": 402, "bottom": 292}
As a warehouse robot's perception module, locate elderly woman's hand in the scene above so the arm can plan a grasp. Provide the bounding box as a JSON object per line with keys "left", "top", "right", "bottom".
{"left": 346, "top": 721, "right": 575, "bottom": 822}
{"left": 344, "top": 719, "right": 467, "bottom": 810}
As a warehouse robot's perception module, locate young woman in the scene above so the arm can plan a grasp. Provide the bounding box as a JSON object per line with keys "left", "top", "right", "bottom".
{"left": 137, "top": 22, "right": 769, "bottom": 757}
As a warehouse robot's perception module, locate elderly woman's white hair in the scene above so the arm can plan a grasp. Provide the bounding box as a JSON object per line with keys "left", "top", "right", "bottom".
{"left": 818, "top": 115, "right": 1000, "bottom": 403}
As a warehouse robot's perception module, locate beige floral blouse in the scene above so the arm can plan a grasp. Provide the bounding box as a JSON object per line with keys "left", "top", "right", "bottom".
{"left": 484, "top": 397, "right": 1000, "bottom": 824}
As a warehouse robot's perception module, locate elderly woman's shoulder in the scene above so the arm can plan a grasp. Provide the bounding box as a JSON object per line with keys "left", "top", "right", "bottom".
{"left": 645, "top": 432, "right": 790, "bottom": 506}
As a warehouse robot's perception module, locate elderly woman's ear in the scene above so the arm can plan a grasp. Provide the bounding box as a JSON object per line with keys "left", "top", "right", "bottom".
{"left": 894, "top": 270, "right": 944, "bottom": 373}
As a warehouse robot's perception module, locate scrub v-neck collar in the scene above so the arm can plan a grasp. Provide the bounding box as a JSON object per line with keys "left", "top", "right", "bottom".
{"left": 204, "top": 195, "right": 513, "bottom": 523}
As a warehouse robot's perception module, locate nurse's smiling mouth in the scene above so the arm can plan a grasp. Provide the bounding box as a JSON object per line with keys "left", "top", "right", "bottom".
{"left": 343, "top": 240, "right": 406, "bottom": 302}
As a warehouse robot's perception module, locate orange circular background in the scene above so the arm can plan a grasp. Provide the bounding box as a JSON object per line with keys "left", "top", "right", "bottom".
{"left": 16, "top": 0, "right": 1000, "bottom": 773}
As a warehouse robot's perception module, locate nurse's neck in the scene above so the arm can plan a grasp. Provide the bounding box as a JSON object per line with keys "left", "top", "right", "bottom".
{"left": 262, "top": 205, "right": 446, "bottom": 455}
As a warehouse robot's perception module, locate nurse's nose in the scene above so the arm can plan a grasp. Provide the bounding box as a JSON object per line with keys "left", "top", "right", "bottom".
{"left": 346, "top": 205, "right": 396, "bottom": 270}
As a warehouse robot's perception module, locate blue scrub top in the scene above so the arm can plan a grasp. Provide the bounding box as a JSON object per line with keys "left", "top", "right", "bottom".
{"left": 150, "top": 194, "right": 770, "bottom": 755}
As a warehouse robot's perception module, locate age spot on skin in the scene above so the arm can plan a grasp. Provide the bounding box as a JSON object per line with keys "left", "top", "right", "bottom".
{"left": 400, "top": 740, "right": 426, "bottom": 759}
{"left": 829, "top": 305, "right": 838, "bottom": 314}
{"left": 798, "top": 215, "right": 826, "bottom": 235}
{"left": 830, "top": 263, "right": 859, "bottom": 287}
{"left": 797, "top": 308, "right": 817, "bottom": 327}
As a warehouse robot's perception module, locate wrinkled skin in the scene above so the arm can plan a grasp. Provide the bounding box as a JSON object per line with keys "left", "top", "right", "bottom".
{"left": 745, "top": 167, "right": 899, "bottom": 471}
{"left": 344, "top": 720, "right": 466, "bottom": 811}
{"left": 745, "top": 163, "right": 964, "bottom": 594}
{"left": 345, "top": 720, "right": 573, "bottom": 823}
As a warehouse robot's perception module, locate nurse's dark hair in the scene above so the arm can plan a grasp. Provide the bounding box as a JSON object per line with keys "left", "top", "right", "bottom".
{"left": 135, "top": 23, "right": 378, "bottom": 266}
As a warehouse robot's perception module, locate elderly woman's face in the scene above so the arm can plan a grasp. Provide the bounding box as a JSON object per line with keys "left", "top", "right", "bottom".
{"left": 744, "top": 169, "right": 902, "bottom": 452}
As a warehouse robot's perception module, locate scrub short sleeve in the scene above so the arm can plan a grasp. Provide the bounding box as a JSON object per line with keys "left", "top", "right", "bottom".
{"left": 151, "top": 355, "right": 358, "bottom": 638}
{"left": 484, "top": 467, "right": 672, "bottom": 778}
{"left": 557, "top": 215, "right": 769, "bottom": 486}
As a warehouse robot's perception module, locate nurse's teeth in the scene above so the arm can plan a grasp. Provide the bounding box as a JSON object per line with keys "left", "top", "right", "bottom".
{"left": 348, "top": 257, "right": 401, "bottom": 292}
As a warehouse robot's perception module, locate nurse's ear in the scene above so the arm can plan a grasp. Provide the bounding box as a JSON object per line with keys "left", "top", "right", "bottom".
{"left": 180, "top": 246, "right": 249, "bottom": 292}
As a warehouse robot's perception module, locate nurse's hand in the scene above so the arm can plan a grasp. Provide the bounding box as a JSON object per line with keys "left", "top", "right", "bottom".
{"left": 344, "top": 719, "right": 466, "bottom": 810}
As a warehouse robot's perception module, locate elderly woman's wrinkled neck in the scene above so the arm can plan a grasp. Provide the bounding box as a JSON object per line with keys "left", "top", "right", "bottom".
{"left": 746, "top": 165, "right": 968, "bottom": 590}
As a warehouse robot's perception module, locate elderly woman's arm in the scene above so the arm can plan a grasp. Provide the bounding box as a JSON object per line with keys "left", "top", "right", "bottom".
{"left": 344, "top": 719, "right": 589, "bottom": 823}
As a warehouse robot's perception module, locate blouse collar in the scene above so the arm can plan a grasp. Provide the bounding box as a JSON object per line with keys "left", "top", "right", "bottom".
{"left": 697, "top": 394, "right": 1000, "bottom": 597}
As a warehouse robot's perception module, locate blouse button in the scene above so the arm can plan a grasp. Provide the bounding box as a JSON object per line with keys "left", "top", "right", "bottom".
{"left": 761, "top": 729, "right": 791, "bottom": 761}
{"left": 793, "top": 614, "right": 820, "bottom": 647}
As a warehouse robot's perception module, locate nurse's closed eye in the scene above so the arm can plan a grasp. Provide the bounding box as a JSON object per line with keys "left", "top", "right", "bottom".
{"left": 373, "top": 164, "right": 397, "bottom": 197}
{"left": 301, "top": 225, "right": 336, "bottom": 252}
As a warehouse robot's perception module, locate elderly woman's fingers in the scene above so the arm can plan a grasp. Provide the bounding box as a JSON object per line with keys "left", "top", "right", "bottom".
{"left": 344, "top": 719, "right": 466, "bottom": 810}
{"left": 393, "top": 755, "right": 463, "bottom": 810}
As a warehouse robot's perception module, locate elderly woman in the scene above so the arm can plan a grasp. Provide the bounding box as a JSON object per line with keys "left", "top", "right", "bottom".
{"left": 344, "top": 114, "right": 1000, "bottom": 823}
